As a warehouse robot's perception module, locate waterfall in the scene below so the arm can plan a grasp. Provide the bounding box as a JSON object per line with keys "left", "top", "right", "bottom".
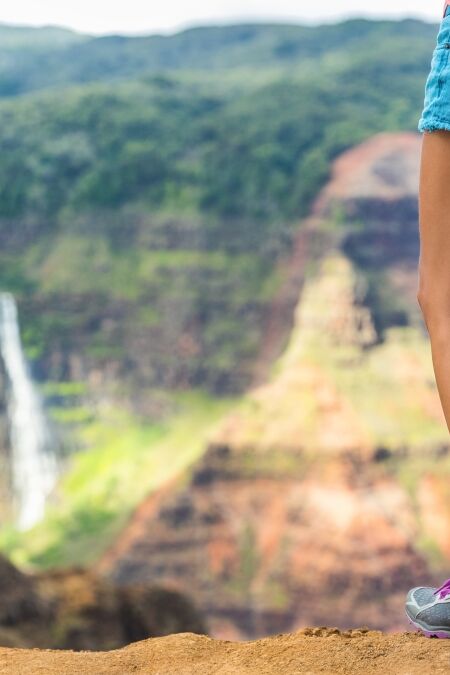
{"left": 0, "top": 293, "right": 57, "bottom": 530}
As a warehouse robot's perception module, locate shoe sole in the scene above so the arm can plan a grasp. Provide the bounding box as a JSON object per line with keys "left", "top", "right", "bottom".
{"left": 406, "top": 612, "right": 450, "bottom": 639}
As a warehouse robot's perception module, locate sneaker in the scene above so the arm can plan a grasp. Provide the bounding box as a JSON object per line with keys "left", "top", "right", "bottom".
{"left": 406, "top": 579, "right": 450, "bottom": 638}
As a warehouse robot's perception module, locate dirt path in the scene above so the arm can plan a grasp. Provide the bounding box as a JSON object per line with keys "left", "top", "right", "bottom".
{"left": 1, "top": 628, "right": 449, "bottom": 675}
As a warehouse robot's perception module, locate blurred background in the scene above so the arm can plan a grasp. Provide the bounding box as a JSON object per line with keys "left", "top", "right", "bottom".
{"left": 0, "top": 0, "right": 447, "bottom": 651}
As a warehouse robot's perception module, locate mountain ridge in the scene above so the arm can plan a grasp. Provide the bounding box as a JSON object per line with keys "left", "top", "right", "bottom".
{"left": 0, "top": 18, "right": 437, "bottom": 97}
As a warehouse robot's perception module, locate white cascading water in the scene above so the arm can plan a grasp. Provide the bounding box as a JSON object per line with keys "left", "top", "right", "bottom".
{"left": 0, "top": 293, "right": 57, "bottom": 530}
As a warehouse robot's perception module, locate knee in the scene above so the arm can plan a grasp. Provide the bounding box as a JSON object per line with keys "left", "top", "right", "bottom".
{"left": 417, "top": 287, "right": 431, "bottom": 319}
{"left": 417, "top": 286, "right": 450, "bottom": 336}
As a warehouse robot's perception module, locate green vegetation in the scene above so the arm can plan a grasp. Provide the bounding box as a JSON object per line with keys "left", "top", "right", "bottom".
{"left": 0, "top": 17, "right": 442, "bottom": 569}
{"left": 291, "top": 256, "right": 447, "bottom": 449}
{"left": 0, "top": 17, "right": 434, "bottom": 393}
{"left": 2, "top": 392, "right": 234, "bottom": 568}
{"left": 215, "top": 255, "right": 448, "bottom": 455}
{"left": 0, "top": 19, "right": 437, "bottom": 95}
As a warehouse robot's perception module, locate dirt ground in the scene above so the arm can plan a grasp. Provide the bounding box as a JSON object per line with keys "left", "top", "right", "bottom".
{"left": 0, "top": 628, "right": 449, "bottom": 675}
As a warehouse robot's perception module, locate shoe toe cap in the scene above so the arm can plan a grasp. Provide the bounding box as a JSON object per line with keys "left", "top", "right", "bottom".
{"left": 405, "top": 587, "right": 436, "bottom": 619}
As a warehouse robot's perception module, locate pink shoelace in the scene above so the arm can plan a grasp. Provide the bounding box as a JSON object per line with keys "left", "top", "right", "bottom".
{"left": 434, "top": 579, "right": 450, "bottom": 600}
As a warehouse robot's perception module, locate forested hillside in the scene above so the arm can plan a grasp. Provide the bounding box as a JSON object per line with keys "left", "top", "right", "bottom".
{"left": 0, "top": 19, "right": 437, "bottom": 95}
{"left": 0, "top": 18, "right": 434, "bottom": 394}
{"left": 0, "top": 17, "right": 442, "bottom": 585}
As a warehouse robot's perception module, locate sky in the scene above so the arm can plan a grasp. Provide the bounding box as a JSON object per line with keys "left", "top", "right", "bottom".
{"left": 0, "top": 0, "right": 442, "bottom": 35}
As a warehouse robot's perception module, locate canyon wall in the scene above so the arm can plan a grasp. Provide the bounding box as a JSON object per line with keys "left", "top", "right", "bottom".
{"left": 99, "top": 133, "right": 450, "bottom": 639}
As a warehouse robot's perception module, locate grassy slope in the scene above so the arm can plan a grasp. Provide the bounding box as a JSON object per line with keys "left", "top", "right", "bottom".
{"left": 214, "top": 254, "right": 448, "bottom": 453}
{"left": 2, "top": 392, "right": 235, "bottom": 568}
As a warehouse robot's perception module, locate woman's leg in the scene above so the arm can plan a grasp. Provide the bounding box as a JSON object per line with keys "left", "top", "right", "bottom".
{"left": 405, "top": 8, "right": 450, "bottom": 637}
{"left": 406, "top": 130, "right": 450, "bottom": 635}
{"left": 418, "top": 130, "right": 450, "bottom": 432}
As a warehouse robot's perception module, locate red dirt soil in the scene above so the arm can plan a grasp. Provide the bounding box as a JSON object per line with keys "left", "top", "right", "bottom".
{"left": 1, "top": 629, "right": 449, "bottom": 675}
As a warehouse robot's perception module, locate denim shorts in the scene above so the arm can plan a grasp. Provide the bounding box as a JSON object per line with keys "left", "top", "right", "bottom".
{"left": 418, "top": 5, "right": 450, "bottom": 132}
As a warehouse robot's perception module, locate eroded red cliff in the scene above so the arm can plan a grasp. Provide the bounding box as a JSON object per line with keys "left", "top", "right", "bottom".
{"left": 99, "top": 133, "right": 450, "bottom": 639}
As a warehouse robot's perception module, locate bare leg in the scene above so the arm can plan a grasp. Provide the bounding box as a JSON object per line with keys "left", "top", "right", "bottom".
{"left": 418, "top": 130, "right": 450, "bottom": 432}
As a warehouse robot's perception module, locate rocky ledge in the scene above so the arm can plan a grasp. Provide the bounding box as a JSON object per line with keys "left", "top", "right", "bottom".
{"left": 0, "top": 629, "right": 449, "bottom": 674}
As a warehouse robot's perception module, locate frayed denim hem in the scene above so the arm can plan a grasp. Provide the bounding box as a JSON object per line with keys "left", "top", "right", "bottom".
{"left": 418, "top": 116, "right": 450, "bottom": 132}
